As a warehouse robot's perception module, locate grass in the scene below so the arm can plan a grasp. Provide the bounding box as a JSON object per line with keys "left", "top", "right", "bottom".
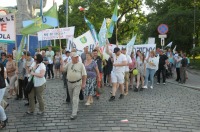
{"left": 190, "top": 59, "right": 200, "bottom": 70}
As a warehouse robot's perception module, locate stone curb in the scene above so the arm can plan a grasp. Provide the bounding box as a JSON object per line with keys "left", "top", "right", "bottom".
{"left": 167, "top": 80, "right": 200, "bottom": 91}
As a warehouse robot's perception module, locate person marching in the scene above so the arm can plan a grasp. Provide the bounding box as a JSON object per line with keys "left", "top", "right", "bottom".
{"left": 106, "top": 42, "right": 127, "bottom": 101}
{"left": 121, "top": 48, "right": 132, "bottom": 95}
{"left": 61, "top": 52, "right": 87, "bottom": 120}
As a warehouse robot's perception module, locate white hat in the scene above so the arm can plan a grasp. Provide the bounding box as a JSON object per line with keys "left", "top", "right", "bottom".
{"left": 71, "top": 52, "right": 79, "bottom": 57}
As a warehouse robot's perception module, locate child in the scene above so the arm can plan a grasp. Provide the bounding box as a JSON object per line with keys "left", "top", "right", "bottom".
{"left": 54, "top": 51, "right": 61, "bottom": 79}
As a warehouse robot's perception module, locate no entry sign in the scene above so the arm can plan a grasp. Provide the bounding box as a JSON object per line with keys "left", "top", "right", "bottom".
{"left": 157, "top": 24, "right": 168, "bottom": 34}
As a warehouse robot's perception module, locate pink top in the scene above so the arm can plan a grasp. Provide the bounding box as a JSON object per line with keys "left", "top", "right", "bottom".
{"left": 129, "top": 57, "right": 136, "bottom": 69}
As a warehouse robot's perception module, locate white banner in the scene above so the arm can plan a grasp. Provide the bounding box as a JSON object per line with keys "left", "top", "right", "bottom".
{"left": 37, "top": 26, "right": 75, "bottom": 41}
{"left": 0, "top": 14, "right": 16, "bottom": 43}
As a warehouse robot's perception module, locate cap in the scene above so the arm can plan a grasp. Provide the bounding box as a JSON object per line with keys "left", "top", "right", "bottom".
{"left": 71, "top": 52, "right": 79, "bottom": 57}
{"left": 121, "top": 47, "right": 126, "bottom": 50}
{"left": 113, "top": 47, "right": 120, "bottom": 53}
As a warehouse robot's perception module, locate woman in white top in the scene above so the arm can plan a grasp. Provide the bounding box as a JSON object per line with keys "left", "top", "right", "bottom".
{"left": 143, "top": 51, "right": 158, "bottom": 89}
{"left": 134, "top": 53, "right": 146, "bottom": 92}
{"left": 26, "top": 54, "right": 46, "bottom": 115}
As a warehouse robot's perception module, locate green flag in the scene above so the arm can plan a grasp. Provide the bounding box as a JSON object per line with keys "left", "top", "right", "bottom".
{"left": 16, "top": 35, "right": 26, "bottom": 62}
{"left": 21, "top": 4, "right": 59, "bottom": 35}
{"left": 106, "top": 1, "right": 118, "bottom": 38}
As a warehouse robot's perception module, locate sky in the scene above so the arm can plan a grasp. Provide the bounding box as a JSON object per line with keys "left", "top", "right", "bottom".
{"left": 0, "top": 0, "right": 63, "bottom": 11}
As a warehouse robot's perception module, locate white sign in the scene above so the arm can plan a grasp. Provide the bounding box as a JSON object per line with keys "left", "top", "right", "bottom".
{"left": 159, "top": 34, "right": 167, "bottom": 38}
{"left": 0, "top": 14, "right": 16, "bottom": 43}
{"left": 72, "top": 30, "right": 95, "bottom": 52}
{"left": 37, "top": 26, "right": 75, "bottom": 41}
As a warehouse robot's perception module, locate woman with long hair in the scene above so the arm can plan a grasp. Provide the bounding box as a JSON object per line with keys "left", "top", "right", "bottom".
{"left": 84, "top": 52, "right": 100, "bottom": 106}
{"left": 0, "top": 63, "right": 8, "bottom": 128}
{"left": 134, "top": 53, "right": 146, "bottom": 92}
{"left": 129, "top": 52, "right": 136, "bottom": 88}
{"left": 143, "top": 51, "right": 158, "bottom": 89}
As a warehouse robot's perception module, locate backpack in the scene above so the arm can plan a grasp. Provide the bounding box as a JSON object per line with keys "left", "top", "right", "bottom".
{"left": 0, "top": 74, "right": 6, "bottom": 88}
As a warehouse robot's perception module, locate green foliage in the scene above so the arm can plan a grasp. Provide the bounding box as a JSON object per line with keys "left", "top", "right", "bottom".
{"left": 58, "top": 0, "right": 146, "bottom": 44}
{"left": 141, "top": 0, "right": 200, "bottom": 54}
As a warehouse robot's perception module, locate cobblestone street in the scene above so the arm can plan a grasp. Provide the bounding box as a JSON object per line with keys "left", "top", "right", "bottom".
{"left": 2, "top": 78, "right": 200, "bottom": 132}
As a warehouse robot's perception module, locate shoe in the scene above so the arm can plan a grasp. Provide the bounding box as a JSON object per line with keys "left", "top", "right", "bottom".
{"left": 0, "top": 118, "right": 8, "bottom": 129}
{"left": 157, "top": 82, "right": 160, "bottom": 85}
{"left": 143, "top": 86, "right": 148, "bottom": 89}
{"left": 163, "top": 83, "right": 166, "bottom": 85}
{"left": 26, "top": 111, "right": 34, "bottom": 115}
{"left": 119, "top": 94, "right": 124, "bottom": 99}
{"left": 37, "top": 111, "right": 44, "bottom": 115}
{"left": 109, "top": 96, "right": 115, "bottom": 101}
{"left": 24, "top": 103, "right": 29, "bottom": 106}
{"left": 96, "top": 96, "right": 99, "bottom": 100}
{"left": 70, "top": 115, "right": 77, "bottom": 120}
{"left": 66, "top": 98, "right": 70, "bottom": 103}
{"left": 150, "top": 86, "right": 153, "bottom": 89}
{"left": 124, "top": 92, "right": 128, "bottom": 95}
{"left": 85, "top": 102, "right": 90, "bottom": 106}
{"left": 134, "top": 88, "right": 138, "bottom": 92}
{"left": 4, "top": 104, "right": 9, "bottom": 110}
{"left": 7, "top": 95, "right": 12, "bottom": 99}
{"left": 140, "top": 88, "right": 144, "bottom": 91}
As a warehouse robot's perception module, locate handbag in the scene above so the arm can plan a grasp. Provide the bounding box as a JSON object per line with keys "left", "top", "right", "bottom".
{"left": 25, "top": 65, "right": 39, "bottom": 94}
{"left": 79, "top": 89, "right": 84, "bottom": 100}
{"left": 25, "top": 77, "right": 34, "bottom": 94}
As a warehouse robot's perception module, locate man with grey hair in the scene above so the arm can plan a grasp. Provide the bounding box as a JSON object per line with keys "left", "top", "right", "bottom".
{"left": 61, "top": 52, "right": 87, "bottom": 120}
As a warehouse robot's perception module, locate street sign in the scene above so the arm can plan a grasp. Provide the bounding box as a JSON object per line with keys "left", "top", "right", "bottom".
{"left": 157, "top": 24, "right": 168, "bottom": 34}
{"left": 159, "top": 34, "right": 167, "bottom": 38}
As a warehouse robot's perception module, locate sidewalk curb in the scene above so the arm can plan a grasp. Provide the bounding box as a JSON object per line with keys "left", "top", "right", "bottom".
{"left": 167, "top": 80, "right": 200, "bottom": 91}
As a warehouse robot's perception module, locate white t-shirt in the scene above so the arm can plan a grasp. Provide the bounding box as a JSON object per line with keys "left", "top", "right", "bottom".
{"left": 46, "top": 51, "right": 54, "bottom": 64}
{"left": 146, "top": 57, "right": 158, "bottom": 70}
{"left": 33, "top": 63, "right": 46, "bottom": 87}
{"left": 112, "top": 53, "right": 127, "bottom": 73}
{"left": 125, "top": 55, "right": 132, "bottom": 72}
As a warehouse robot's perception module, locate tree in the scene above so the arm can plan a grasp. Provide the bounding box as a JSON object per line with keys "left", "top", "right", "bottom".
{"left": 58, "top": 0, "right": 146, "bottom": 45}
{"left": 141, "top": 0, "right": 200, "bottom": 54}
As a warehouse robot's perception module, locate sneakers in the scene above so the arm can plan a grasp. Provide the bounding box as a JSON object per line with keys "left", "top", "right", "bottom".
{"left": 37, "top": 111, "right": 44, "bottom": 115}
{"left": 157, "top": 82, "right": 160, "bottom": 85}
{"left": 26, "top": 111, "right": 34, "bottom": 115}
{"left": 85, "top": 102, "right": 90, "bottom": 106}
{"left": 143, "top": 85, "right": 148, "bottom": 89}
{"left": 109, "top": 96, "right": 115, "bottom": 101}
{"left": 119, "top": 94, "right": 124, "bottom": 99}
{"left": 70, "top": 115, "right": 77, "bottom": 120}
{"left": 163, "top": 83, "right": 166, "bottom": 85}
{"left": 150, "top": 86, "right": 153, "bottom": 89}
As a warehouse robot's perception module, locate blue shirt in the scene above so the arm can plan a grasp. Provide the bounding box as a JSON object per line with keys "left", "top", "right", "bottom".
{"left": 0, "top": 58, "right": 8, "bottom": 67}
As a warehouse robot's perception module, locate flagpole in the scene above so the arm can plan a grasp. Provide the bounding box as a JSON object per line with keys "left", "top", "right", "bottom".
{"left": 116, "top": 23, "right": 118, "bottom": 47}
{"left": 66, "top": 0, "right": 69, "bottom": 48}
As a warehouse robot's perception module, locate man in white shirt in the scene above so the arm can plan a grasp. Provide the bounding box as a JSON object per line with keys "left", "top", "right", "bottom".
{"left": 121, "top": 48, "right": 132, "bottom": 95}
{"left": 46, "top": 46, "right": 55, "bottom": 79}
{"left": 106, "top": 42, "right": 127, "bottom": 101}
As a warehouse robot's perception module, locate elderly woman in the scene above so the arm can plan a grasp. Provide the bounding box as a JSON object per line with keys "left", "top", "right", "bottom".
{"left": 26, "top": 54, "right": 46, "bottom": 115}
{"left": 6, "top": 54, "right": 16, "bottom": 99}
{"left": 0, "top": 63, "right": 8, "bottom": 128}
{"left": 84, "top": 52, "right": 100, "bottom": 106}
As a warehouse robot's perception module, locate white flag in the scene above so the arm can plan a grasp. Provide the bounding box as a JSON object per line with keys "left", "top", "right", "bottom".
{"left": 126, "top": 35, "right": 137, "bottom": 55}
{"left": 166, "top": 41, "right": 173, "bottom": 48}
{"left": 173, "top": 45, "right": 177, "bottom": 54}
{"left": 98, "top": 18, "right": 107, "bottom": 47}
{"left": 73, "top": 31, "right": 95, "bottom": 51}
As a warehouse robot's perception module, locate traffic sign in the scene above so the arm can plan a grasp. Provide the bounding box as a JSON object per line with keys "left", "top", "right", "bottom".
{"left": 159, "top": 34, "right": 167, "bottom": 38}
{"left": 157, "top": 24, "right": 168, "bottom": 34}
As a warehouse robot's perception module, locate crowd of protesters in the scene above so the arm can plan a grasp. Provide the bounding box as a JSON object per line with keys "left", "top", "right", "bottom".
{"left": 0, "top": 42, "right": 189, "bottom": 125}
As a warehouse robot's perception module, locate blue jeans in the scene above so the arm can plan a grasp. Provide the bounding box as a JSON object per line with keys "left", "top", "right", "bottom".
{"left": 145, "top": 68, "right": 156, "bottom": 86}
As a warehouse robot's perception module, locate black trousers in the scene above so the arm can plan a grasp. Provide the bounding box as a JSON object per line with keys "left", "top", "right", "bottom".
{"left": 157, "top": 66, "right": 166, "bottom": 83}
{"left": 63, "top": 72, "right": 70, "bottom": 102}
{"left": 47, "top": 64, "right": 54, "bottom": 78}
{"left": 17, "top": 79, "right": 24, "bottom": 99}
{"left": 176, "top": 68, "right": 180, "bottom": 81}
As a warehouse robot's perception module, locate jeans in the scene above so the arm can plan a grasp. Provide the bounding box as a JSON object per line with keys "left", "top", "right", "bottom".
{"left": 145, "top": 68, "right": 156, "bottom": 86}
{"left": 0, "top": 105, "right": 6, "bottom": 121}
{"left": 47, "top": 64, "right": 54, "bottom": 78}
{"left": 157, "top": 66, "right": 166, "bottom": 83}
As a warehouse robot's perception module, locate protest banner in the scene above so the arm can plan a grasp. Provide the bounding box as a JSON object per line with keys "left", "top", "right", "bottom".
{"left": 0, "top": 14, "right": 16, "bottom": 43}
{"left": 37, "top": 26, "right": 75, "bottom": 41}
